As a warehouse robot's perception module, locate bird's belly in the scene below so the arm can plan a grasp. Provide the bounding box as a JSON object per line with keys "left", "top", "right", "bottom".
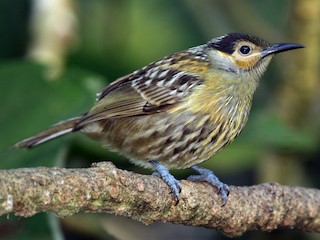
{"left": 83, "top": 110, "right": 243, "bottom": 169}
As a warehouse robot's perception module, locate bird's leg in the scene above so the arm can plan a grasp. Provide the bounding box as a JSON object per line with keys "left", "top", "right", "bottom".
{"left": 187, "top": 165, "right": 229, "bottom": 205}
{"left": 150, "top": 160, "right": 181, "bottom": 203}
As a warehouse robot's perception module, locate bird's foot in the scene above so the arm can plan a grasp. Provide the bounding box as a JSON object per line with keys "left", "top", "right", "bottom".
{"left": 150, "top": 160, "right": 181, "bottom": 203}
{"left": 187, "top": 165, "right": 229, "bottom": 205}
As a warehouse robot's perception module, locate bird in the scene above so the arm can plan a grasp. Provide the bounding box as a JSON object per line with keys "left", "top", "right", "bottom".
{"left": 15, "top": 33, "right": 304, "bottom": 205}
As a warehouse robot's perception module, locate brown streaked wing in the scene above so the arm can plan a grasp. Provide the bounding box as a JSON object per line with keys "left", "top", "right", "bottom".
{"left": 97, "top": 73, "right": 134, "bottom": 101}
{"left": 132, "top": 59, "right": 204, "bottom": 107}
{"left": 75, "top": 81, "right": 146, "bottom": 129}
{"left": 75, "top": 54, "right": 204, "bottom": 129}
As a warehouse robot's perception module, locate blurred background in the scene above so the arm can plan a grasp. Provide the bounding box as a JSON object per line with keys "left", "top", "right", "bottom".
{"left": 0, "top": 0, "right": 319, "bottom": 239}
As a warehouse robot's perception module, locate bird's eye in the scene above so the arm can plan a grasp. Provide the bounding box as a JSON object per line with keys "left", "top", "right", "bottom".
{"left": 239, "top": 45, "right": 252, "bottom": 55}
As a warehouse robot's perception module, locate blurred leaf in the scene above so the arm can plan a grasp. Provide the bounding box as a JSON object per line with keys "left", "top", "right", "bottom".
{"left": 0, "top": 213, "right": 51, "bottom": 240}
{"left": 202, "top": 141, "right": 263, "bottom": 173}
{"left": 245, "top": 111, "right": 318, "bottom": 151}
{"left": 0, "top": 60, "right": 105, "bottom": 169}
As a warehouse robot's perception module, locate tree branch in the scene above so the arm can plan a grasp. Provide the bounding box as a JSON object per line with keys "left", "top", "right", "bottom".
{"left": 0, "top": 162, "right": 319, "bottom": 237}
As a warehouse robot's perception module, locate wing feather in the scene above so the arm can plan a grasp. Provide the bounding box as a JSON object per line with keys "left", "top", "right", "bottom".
{"left": 75, "top": 52, "right": 207, "bottom": 129}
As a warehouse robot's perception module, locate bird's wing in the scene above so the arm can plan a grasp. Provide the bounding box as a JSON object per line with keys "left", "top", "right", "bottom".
{"left": 75, "top": 52, "right": 207, "bottom": 128}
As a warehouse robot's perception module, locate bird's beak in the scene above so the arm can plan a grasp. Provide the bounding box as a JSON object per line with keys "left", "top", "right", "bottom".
{"left": 261, "top": 43, "right": 304, "bottom": 58}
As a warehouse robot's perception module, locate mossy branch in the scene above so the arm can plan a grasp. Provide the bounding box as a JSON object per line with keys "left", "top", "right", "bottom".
{"left": 0, "top": 161, "right": 319, "bottom": 237}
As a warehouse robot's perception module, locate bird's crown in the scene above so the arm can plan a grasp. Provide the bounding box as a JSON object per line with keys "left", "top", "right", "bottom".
{"left": 206, "top": 32, "right": 303, "bottom": 73}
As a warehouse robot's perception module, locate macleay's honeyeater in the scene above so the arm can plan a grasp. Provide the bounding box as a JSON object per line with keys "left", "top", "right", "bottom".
{"left": 16, "top": 33, "right": 304, "bottom": 205}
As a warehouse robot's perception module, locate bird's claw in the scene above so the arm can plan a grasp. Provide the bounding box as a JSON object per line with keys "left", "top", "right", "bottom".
{"left": 188, "top": 165, "right": 229, "bottom": 206}
{"left": 150, "top": 160, "right": 181, "bottom": 204}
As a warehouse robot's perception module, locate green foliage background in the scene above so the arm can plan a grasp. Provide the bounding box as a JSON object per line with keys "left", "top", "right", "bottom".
{"left": 0, "top": 0, "right": 319, "bottom": 239}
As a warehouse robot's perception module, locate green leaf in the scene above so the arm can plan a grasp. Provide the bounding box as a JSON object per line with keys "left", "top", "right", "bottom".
{"left": 244, "top": 111, "right": 318, "bottom": 152}
{"left": 0, "top": 60, "right": 105, "bottom": 169}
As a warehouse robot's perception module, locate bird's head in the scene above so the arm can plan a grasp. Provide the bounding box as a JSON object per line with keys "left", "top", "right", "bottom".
{"left": 206, "top": 33, "right": 304, "bottom": 81}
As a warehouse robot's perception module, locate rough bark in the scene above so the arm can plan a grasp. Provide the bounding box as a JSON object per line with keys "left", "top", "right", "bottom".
{"left": 0, "top": 162, "right": 319, "bottom": 237}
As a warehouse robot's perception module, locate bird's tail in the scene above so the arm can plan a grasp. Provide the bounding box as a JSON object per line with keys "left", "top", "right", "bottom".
{"left": 15, "top": 116, "right": 84, "bottom": 149}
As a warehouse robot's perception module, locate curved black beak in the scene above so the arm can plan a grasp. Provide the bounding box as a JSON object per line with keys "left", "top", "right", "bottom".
{"left": 261, "top": 43, "right": 305, "bottom": 58}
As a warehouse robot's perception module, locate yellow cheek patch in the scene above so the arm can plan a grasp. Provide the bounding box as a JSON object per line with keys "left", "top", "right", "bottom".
{"left": 234, "top": 59, "right": 253, "bottom": 69}
{"left": 234, "top": 56, "right": 260, "bottom": 70}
